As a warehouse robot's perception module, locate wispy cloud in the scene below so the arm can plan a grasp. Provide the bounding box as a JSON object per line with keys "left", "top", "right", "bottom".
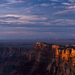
{"left": 0, "top": 14, "right": 47, "bottom": 25}
{"left": 18, "top": 0, "right": 25, "bottom": 3}
{"left": 69, "top": 0, "right": 75, "bottom": 2}
{"left": 7, "top": 0, "right": 18, "bottom": 4}
{"left": 50, "top": 19, "right": 75, "bottom": 26}
{"left": 34, "top": 4, "right": 39, "bottom": 6}
{"left": 54, "top": 7, "right": 75, "bottom": 15}
{"left": 54, "top": 10, "right": 70, "bottom": 14}
{"left": 51, "top": 0, "right": 58, "bottom": 2}
{"left": 6, "top": 7, "right": 15, "bottom": 9}
{"left": 0, "top": 0, "right": 24, "bottom": 7}
{"left": 72, "top": 35, "right": 75, "bottom": 36}
{"left": 24, "top": 7, "right": 33, "bottom": 10}
{"left": 40, "top": 3, "right": 56, "bottom": 7}
{"left": 40, "top": 3, "right": 50, "bottom": 7}
{"left": 51, "top": 0, "right": 75, "bottom": 2}
{"left": 38, "top": 22, "right": 50, "bottom": 25}
{"left": 67, "top": 6, "right": 75, "bottom": 9}
{"left": 62, "top": 3, "right": 71, "bottom": 5}
{"left": 28, "top": 3, "right": 32, "bottom": 5}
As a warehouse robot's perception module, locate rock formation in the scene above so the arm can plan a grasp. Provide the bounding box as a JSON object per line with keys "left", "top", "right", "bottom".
{"left": 0, "top": 42, "right": 75, "bottom": 75}
{"left": 45, "top": 45, "right": 75, "bottom": 75}
{"left": 0, "top": 47, "right": 28, "bottom": 75}
{"left": 55, "top": 47, "right": 75, "bottom": 67}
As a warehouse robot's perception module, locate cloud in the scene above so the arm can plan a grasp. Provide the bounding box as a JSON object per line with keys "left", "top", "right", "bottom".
{"left": 38, "top": 22, "right": 50, "bottom": 25}
{"left": 69, "top": 0, "right": 75, "bottom": 2}
{"left": 51, "top": 0, "right": 75, "bottom": 2}
{"left": 27, "top": 10, "right": 31, "bottom": 12}
{"left": 38, "top": 0, "right": 41, "bottom": 1}
{"left": 0, "top": 4, "right": 6, "bottom": 7}
{"left": 54, "top": 6, "right": 66, "bottom": 9}
{"left": 72, "top": 35, "right": 75, "bottom": 36}
{"left": 24, "top": 7, "right": 33, "bottom": 10}
{"left": 18, "top": 0, "right": 25, "bottom": 3}
{"left": 54, "top": 10, "right": 70, "bottom": 14}
{"left": 62, "top": 3, "right": 71, "bottom": 5}
{"left": 5, "top": 14, "right": 47, "bottom": 20}
{"left": 28, "top": 3, "right": 32, "bottom": 5}
{"left": 53, "top": 7, "right": 75, "bottom": 15}
{"left": 0, "top": 1, "right": 15, "bottom": 7}
{"left": 1, "top": 31, "right": 33, "bottom": 34}
{"left": 6, "top": 7, "right": 15, "bottom": 9}
{"left": 34, "top": 4, "right": 39, "bottom": 6}
{"left": 0, "top": 0, "right": 24, "bottom": 7}
{"left": 1, "top": 14, "right": 75, "bottom": 28}
{"left": 67, "top": 6, "right": 75, "bottom": 9}
{"left": 51, "top": 0, "right": 58, "bottom": 2}
{"left": 54, "top": 5, "right": 75, "bottom": 10}
{"left": 40, "top": 3, "right": 50, "bottom": 7}
{"left": 0, "top": 14, "right": 47, "bottom": 25}
{"left": 50, "top": 19, "right": 75, "bottom": 26}
{"left": 7, "top": 0, "right": 19, "bottom": 4}
{"left": 0, "top": 0, "right": 75, "bottom": 39}
{"left": 40, "top": 3, "right": 56, "bottom": 7}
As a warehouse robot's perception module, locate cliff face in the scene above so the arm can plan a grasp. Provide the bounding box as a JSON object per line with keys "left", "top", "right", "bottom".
{"left": 52, "top": 45, "right": 60, "bottom": 49}
{"left": 32, "top": 42, "right": 52, "bottom": 51}
{"left": 55, "top": 48, "right": 75, "bottom": 67}
{"left": 0, "top": 47, "right": 28, "bottom": 75}
{"left": 0, "top": 42, "right": 75, "bottom": 75}
{"left": 9, "top": 42, "right": 55, "bottom": 75}
{"left": 45, "top": 58, "right": 75, "bottom": 75}
{"left": 30, "top": 42, "right": 75, "bottom": 75}
{"left": 45, "top": 46, "right": 75, "bottom": 75}
{"left": 0, "top": 47, "right": 27, "bottom": 57}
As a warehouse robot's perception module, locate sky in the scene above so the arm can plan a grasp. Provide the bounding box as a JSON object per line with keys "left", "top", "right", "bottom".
{"left": 0, "top": 0, "right": 75, "bottom": 39}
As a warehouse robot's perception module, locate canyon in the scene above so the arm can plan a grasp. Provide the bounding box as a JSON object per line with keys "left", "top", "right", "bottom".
{"left": 0, "top": 42, "right": 75, "bottom": 75}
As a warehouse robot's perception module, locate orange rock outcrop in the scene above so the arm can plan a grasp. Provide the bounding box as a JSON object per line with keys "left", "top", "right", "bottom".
{"left": 55, "top": 47, "right": 75, "bottom": 67}
{"left": 52, "top": 45, "right": 60, "bottom": 49}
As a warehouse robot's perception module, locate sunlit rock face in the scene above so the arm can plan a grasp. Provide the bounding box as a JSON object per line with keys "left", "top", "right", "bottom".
{"left": 55, "top": 47, "right": 75, "bottom": 67}
{"left": 44, "top": 45, "right": 75, "bottom": 75}
{"left": 32, "top": 42, "right": 52, "bottom": 51}
{"left": 52, "top": 45, "right": 60, "bottom": 49}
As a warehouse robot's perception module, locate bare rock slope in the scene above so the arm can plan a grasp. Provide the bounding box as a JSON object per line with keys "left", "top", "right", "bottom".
{"left": 0, "top": 42, "right": 75, "bottom": 75}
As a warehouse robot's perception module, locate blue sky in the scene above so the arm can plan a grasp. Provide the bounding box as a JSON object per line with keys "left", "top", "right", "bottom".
{"left": 0, "top": 0, "right": 75, "bottom": 39}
